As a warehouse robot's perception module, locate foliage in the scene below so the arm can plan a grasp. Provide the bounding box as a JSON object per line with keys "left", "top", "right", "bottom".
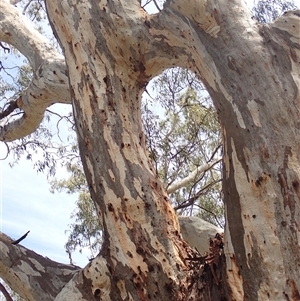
{"left": 49, "top": 67, "right": 224, "bottom": 261}
{"left": 0, "top": 0, "right": 68, "bottom": 173}
{"left": 50, "top": 162, "right": 102, "bottom": 262}
{"left": 252, "top": 0, "right": 297, "bottom": 23}
{"left": 143, "top": 68, "right": 224, "bottom": 226}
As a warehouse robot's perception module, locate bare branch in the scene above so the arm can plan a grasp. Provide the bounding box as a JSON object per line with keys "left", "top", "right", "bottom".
{"left": 167, "top": 158, "right": 222, "bottom": 194}
{"left": 0, "top": 42, "right": 10, "bottom": 53}
{"left": 0, "top": 101, "right": 18, "bottom": 120}
{"left": 0, "top": 1, "right": 60, "bottom": 69}
{"left": 0, "top": 141, "right": 10, "bottom": 160}
{"left": 178, "top": 216, "right": 223, "bottom": 255}
{"left": 0, "top": 2, "right": 71, "bottom": 142}
{"left": 11, "top": 230, "right": 30, "bottom": 245}
{"left": 22, "top": 0, "right": 34, "bottom": 15}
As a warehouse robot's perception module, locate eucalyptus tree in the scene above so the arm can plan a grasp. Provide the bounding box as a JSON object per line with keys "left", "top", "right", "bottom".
{"left": 50, "top": 67, "right": 223, "bottom": 264}
{"left": 0, "top": 0, "right": 299, "bottom": 300}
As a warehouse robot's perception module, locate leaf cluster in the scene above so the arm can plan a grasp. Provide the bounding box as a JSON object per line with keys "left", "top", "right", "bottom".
{"left": 252, "top": 0, "right": 297, "bottom": 23}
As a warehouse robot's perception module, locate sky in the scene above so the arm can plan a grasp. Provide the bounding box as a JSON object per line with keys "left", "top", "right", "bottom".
{"left": 1, "top": 157, "right": 88, "bottom": 266}
{"left": 1, "top": 0, "right": 300, "bottom": 273}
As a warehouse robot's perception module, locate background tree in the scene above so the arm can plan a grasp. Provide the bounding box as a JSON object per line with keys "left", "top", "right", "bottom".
{"left": 252, "top": 0, "right": 297, "bottom": 22}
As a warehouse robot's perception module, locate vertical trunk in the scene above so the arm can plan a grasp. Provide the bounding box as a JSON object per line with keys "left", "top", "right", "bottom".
{"left": 46, "top": 1, "right": 222, "bottom": 300}
{"left": 183, "top": 6, "right": 300, "bottom": 301}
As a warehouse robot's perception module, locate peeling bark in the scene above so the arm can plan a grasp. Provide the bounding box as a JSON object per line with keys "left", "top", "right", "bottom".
{"left": 1, "top": 217, "right": 223, "bottom": 301}
{"left": 1, "top": 0, "right": 299, "bottom": 300}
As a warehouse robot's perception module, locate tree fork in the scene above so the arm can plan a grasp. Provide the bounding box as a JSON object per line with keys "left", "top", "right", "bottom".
{"left": 40, "top": 0, "right": 300, "bottom": 300}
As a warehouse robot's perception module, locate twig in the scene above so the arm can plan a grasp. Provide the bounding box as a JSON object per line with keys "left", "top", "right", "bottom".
{"left": 0, "top": 43, "right": 10, "bottom": 54}
{"left": 11, "top": 231, "right": 30, "bottom": 245}
{"left": 0, "top": 142, "right": 10, "bottom": 160}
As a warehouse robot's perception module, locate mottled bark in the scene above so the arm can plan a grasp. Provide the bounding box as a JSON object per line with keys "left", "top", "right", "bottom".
{"left": 0, "top": 233, "right": 79, "bottom": 301}
{"left": 0, "top": 1, "right": 71, "bottom": 142}
{"left": 0, "top": 219, "right": 222, "bottom": 301}
{"left": 1, "top": 0, "right": 299, "bottom": 300}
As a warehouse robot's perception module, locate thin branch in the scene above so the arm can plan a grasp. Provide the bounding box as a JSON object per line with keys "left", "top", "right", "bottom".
{"left": 11, "top": 230, "right": 30, "bottom": 245}
{"left": 152, "top": 0, "right": 162, "bottom": 11}
{"left": 174, "top": 179, "right": 221, "bottom": 210}
{"left": 194, "top": 204, "right": 223, "bottom": 228}
{"left": 0, "top": 42, "right": 10, "bottom": 53}
{"left": 175, "top": 196, "right": 223, "bottom": 228}
{"left": 0, "top": 282, "right": 13, "bottom": 301}
{"left": 167, "top": 158, "right": 222, "bottom": 194}
{"left": 0, "top": 141, "right": 10, "bottom": 160}
{"left": 22, "top": 0, "right": 34, "bottom": 14}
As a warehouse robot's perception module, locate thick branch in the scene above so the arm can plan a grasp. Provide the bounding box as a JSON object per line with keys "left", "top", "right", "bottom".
{"left": 0, "top": 232, "right": 80, "bottom": 301}
{"left": 0, "top": 1, "right": 59, "bottom": 69}
{"left": 167, "top": 158, "right": 221, "bottom": 194}
{"left": 179, "top": 216, "right": 223, "bottom": 254}
{"left": 0, "top": 2, "right": 71, "bottom": 142}
{"left": 0, "top": 57, "right": 71, "bottom": 142}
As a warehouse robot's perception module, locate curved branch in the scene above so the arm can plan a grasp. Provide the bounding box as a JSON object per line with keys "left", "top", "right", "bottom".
{"left": 0, "top": 1, "right": 59, "bottom": 69}
{"left": 0, "top": 69, "right": 71, "bottom": 142}
{"left": 0, "top": 101, "right": 18, "bottom": 120}
{"left": 0, "top": 282, "right": 13, "bottom": 301}
{"left": 0, "top": 232, "right": 80, "bottom": 301}
{"left": 178, "top": 216, "right": 223, "bottom": 255}
{"left": 167, "top": 158, "right": 221, "bottom": 194}
{"left": 0, "top": 2, "right": 72, "bottom": 142}
{"left": 0, "top": 58, "right": 71, "bottom": 142}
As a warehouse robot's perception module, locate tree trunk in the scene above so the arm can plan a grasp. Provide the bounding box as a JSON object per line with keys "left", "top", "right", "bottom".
{"left": 44, "top": 1, "right": 226, "bottom": 300}
{"left": 0, "top": 0, "right": 299, "bottom": 300}
{"left": 45, "top": 0, "right": 300, "bottom": 300}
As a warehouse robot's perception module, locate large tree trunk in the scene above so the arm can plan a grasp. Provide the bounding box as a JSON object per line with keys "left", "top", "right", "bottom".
{"left": 45, "top": 0, "right": 299, "bottom": 299}
{"left": 0, "top": 0, "right": 299, "bottom": 300}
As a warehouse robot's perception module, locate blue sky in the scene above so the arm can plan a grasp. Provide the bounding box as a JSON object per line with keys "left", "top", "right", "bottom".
{"left": 1, "top": 0, "right": 299, "bottom": 271}
{"left": 0, "top": 153, "right": 89, "bottom": 267}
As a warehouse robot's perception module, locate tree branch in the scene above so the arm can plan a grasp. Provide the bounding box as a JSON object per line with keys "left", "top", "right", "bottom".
{"left": 0, "top": 1, "right": 59, "bottom": 69}
{"left": 0, "top": 1, "right": 71, "bottom": 142}
{"left": 0, "top": 101, "right": 18, "bottom": 120}
{"left": 0, "top": 282, "right": 13, "bottom": 301}
{"left": 178, "top": 216, "right": 223, "bottom": 255}
{"left": 11, "top": 230, "right": 30, "bottom": 245}
{"left": 167, "top": 158, "right": 221, "bottom": 194}
{"left": 0, "top": 232, "right": 80, "bottom": 301}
